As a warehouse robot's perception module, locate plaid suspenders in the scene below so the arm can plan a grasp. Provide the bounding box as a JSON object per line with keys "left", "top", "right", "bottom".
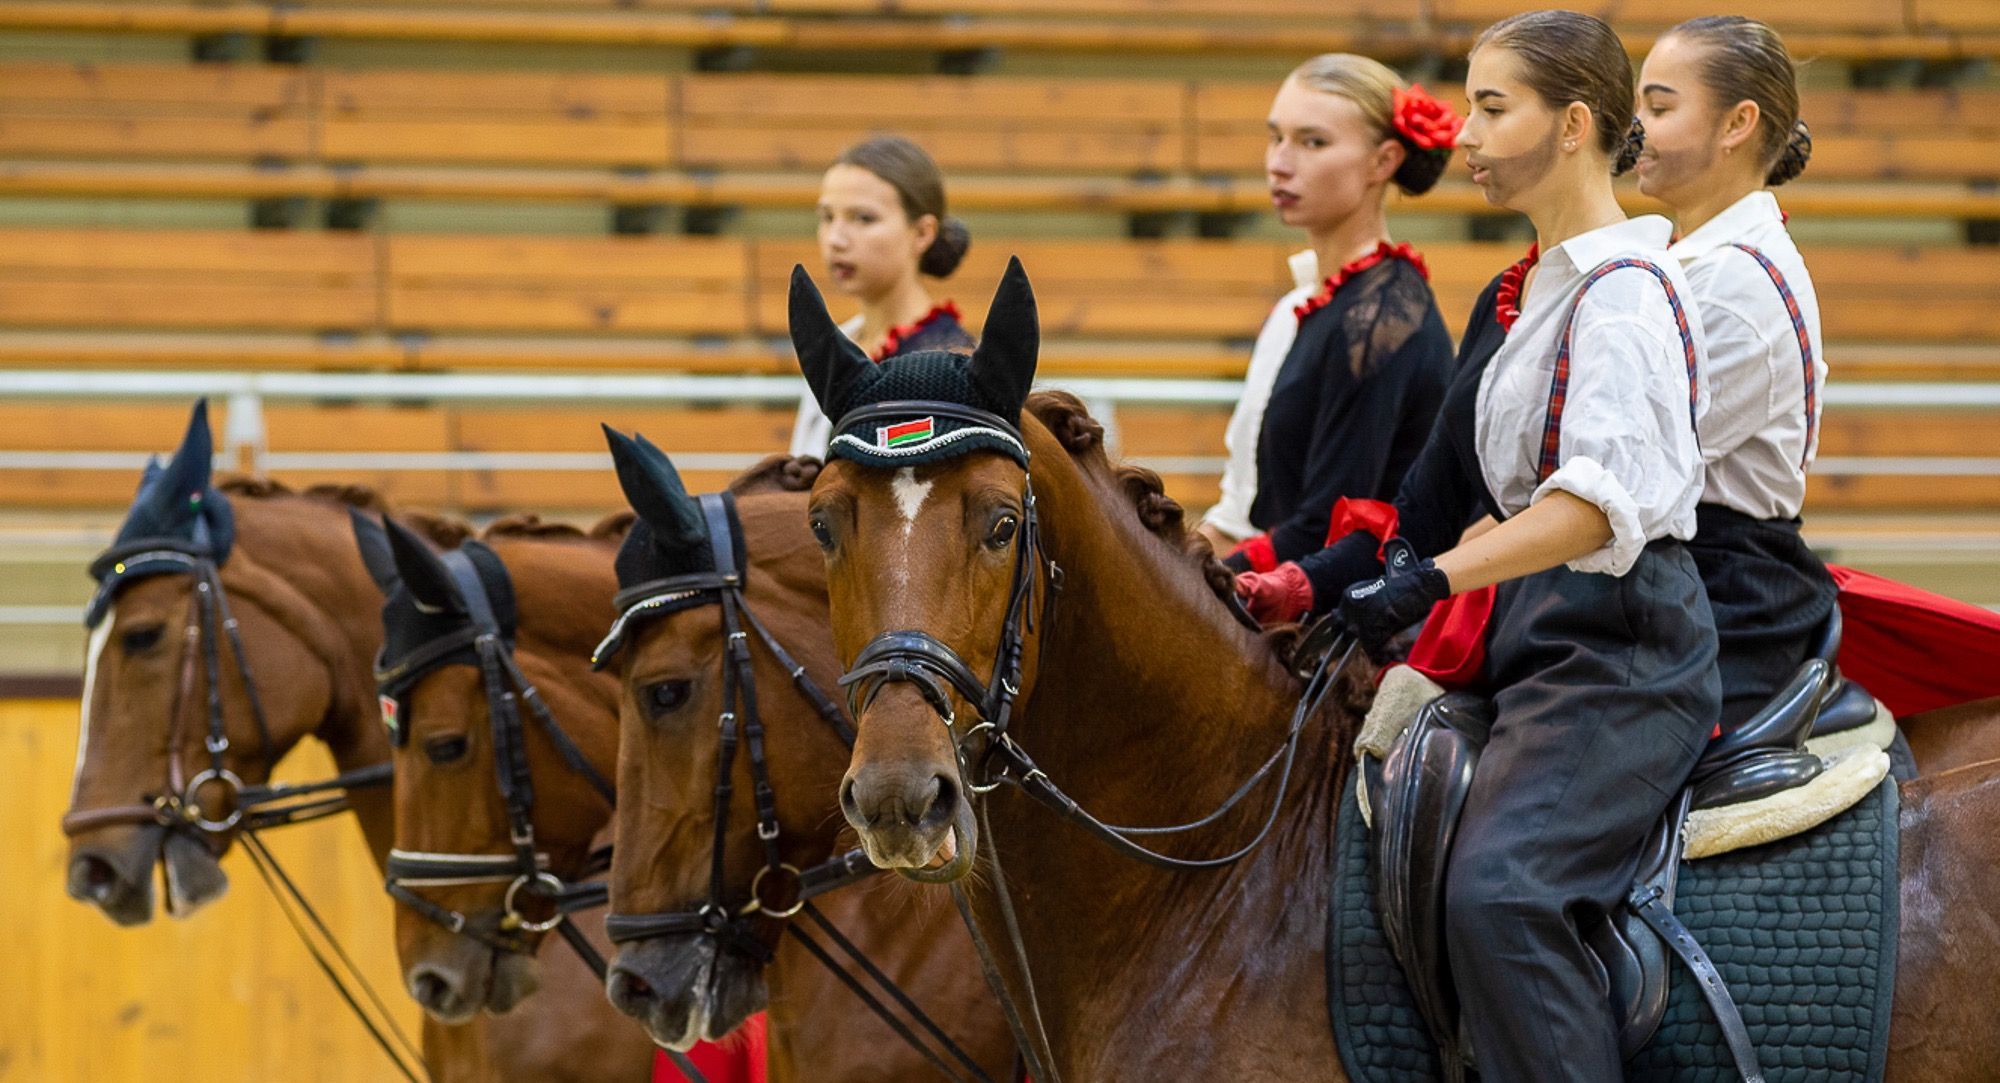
{"left": 1728, "top": 243, "right": 1818, "bottom": 469}
{"left": 1536, "top": 259, "right": 1701, "bottom": 483}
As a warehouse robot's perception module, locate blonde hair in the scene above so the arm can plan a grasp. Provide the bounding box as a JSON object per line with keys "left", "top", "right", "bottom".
{"left": 1284, "top": 54, "right": 1446, "bottom": 194}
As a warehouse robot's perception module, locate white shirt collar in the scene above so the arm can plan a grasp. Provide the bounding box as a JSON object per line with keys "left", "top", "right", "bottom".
{"left": 1287, "top": 248, "right": 1320, "bottom": 293}
{"left": 1548, "top": 214, "right": 1675, "bottom": 276}
{"left": 1670, "top": 190, "right": 1784, "bottom": 263}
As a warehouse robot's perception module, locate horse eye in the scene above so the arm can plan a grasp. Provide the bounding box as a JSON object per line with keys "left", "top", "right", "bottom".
{"left": 120, "top": 625, "right": 164, "bottom": 654}
{"left": 425, "top": 735, "right": 468, "bottom": 764}
{"left": 647, "top": 680, "right": 692, "bottom": 718}
{"left": 988, "top": 515, "right": 1019, "bottom": 549}
{"left": 809, "top": 517, "right": 834, "bottom": 551}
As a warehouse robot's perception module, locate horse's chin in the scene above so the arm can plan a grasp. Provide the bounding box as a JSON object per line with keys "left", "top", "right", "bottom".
{"left": 161, "top": 832, "right": 229, "bottom": 918}
{"left": 895, "top": 802, "right": 979, "bottom": 884}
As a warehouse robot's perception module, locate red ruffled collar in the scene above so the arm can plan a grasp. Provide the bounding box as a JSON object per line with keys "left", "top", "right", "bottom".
{"left": 872, "top": 301, "right": 962, "bottom": 363}
{"left": 1493, "top": 243, "right": 1540, "bottom": 333}
{"left": 1293, "top": 241, "right": 1429, "bottom": 322}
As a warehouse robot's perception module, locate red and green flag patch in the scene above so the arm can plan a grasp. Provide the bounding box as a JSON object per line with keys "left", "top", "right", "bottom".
{"left": 877, "top": 416, "right": 935, "bottom": 449}
{"left": 380, "top": 693, "right": 400, "bottom": 736}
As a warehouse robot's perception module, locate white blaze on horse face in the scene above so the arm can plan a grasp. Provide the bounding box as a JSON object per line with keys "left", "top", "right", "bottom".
{"left": 73, "top": 603, "right": 115, "bottom": 801}
{"left": 890, "top": 467, "right": 933, "bottom": 591}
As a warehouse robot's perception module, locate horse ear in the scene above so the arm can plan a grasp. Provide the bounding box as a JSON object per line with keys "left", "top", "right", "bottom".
{"left": 382, "top": 515, "right": 461, "bottom": 614}
{"left": 153, "top": 398, "right": 216, "bottom": 517}
{"left": 603, "top": 425, "right": 707, "bottom": 554}
{"left": 348, "top": 509, "right": 401, "bottom": 596}
{"left": 787, "top": 264, "right": 872, "bottom": 417}
{"left": 967, "top": 256, "right": 1040, "bottom": 416}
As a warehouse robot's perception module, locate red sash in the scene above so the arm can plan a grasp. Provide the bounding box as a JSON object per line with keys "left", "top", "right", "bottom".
{"left": 655, "top": 1016, "right": 766, "bottom": 1082}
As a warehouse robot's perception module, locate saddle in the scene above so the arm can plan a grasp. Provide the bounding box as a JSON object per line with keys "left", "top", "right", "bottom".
{"left": 1368, "top": 613, "right": 1876, "bottom": 1082}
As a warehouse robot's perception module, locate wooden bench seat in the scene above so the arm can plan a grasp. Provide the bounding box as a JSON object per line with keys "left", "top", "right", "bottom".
{"left": 4, "top": 1, "right": 1993, "bottom": 59}
{"left": 3, "top": 227, "right": 1996, "bottom": 346}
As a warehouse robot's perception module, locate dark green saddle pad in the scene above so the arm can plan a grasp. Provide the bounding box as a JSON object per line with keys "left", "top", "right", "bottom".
{"left": 1326, "top": 767, "right": 1900, "bottom": 1082}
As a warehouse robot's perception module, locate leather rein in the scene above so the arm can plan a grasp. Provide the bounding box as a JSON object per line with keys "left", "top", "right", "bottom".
{"left": 826, "top": 400, "right": 1362, "bottom": 1083}
{"left": 593, "top": 492, "right": 1000, "bottom": 1083}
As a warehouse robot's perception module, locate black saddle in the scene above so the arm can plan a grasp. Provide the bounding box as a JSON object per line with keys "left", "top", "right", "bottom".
{"left": 1369, "top": 611, "right": 1869, "bottom": 1081}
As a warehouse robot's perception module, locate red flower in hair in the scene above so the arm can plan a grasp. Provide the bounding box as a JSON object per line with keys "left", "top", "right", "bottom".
{"left": 1391, "top": 84, "right": 1464, "bottom": 153}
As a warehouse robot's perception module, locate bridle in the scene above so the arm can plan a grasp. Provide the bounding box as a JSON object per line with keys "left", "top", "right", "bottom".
{"left": 64, "top": 528, "right": 417, "bottom": 1081}
{"left": 63, "top": 538, "right": 394, "bottom": 842}
{"left": 824, "top": 399, "right": 1361, "bottom": 1083}
{"left": 595, "top": 491, "right": 998, "bottom": 1083}
{"left": 376, "top": 543, "right": 618, "bottom": 961}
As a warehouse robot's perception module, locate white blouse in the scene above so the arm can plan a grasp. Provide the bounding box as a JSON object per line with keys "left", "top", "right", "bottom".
{"left": 1671, "top": 191, "right": 1825, "bottom": 521}
{"left": 1200, "top": 248, "right": 1321, "bottom": 541}
{"left": 1475, "top": 215, "right": 1710, "bottom": 577}
{"left": 787, "top": 314, "right": 867, "bottom": 458}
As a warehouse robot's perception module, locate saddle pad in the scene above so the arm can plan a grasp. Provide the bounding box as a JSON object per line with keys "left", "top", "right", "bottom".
{"left": 1327, "top": 769, "right": 1899, "bottom": 1083}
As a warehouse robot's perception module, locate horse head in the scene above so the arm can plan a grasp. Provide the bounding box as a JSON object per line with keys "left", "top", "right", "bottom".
{"left": 65, "top": 401, "right": 380, "bottom": 925}
{"left": 595, "top": 430, "right": 850, "bottom": 1050}
{"left": 352, "top": 510, "right": 619, "bottom": 1023}
{"left": 793, "top": 260, "right": 1048, "bottom": 883}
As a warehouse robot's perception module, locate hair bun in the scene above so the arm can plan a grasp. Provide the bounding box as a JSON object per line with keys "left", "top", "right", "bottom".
{"left": 1766, "top": 118, "right": 1812, "bottom": 187}
{"left": 919, "top": 215, "right": 970, "bottom": 278}
{"left": 1613, "top": 117, "right": 1645, "bottom": 176}
{"left": 1392, "top": 145, "right": 1450, "bottom": 196}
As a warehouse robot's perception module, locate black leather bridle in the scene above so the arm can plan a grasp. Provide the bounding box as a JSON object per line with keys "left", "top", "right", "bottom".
{"left": 66, "top": 530, "right": 418, "bottom": 1080}
{"left": 64, "top": 537, "right": 395, "bottom": 843}
{"left": 376, "top": 544, "right": 620, "bottom": 966}
{"left": 595, "top": 491, "right": 997, "bottom": 1083}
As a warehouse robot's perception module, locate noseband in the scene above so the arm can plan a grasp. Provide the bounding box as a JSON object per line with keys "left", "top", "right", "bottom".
{"left": 377, "top": 545, "right": 618, "bottom": 959}
{"left": 62, "top": 537, "right": 393, "bottom": 844}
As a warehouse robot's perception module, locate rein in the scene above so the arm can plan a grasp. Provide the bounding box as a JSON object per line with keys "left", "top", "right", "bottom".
{"left": 64, "top": 533, "right": 420, "bottom": 1081}
{"left": 596, "top": 492, "right": 997, "bottom": 1083}
{"left": 825, "top": 399, "right": 1362, "bottom": 1083}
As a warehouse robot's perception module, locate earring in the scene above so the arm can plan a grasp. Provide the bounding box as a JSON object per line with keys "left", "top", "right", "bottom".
{"left": 1563, "top": 141, "right": 1576, "bottom": 151}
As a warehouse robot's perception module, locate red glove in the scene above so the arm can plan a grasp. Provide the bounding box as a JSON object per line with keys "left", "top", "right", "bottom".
{"left": 1227, "top": 534, "right": 1278, "bottom": 573}
{"left": 1234, "top": 562, "right": 1315, "bottom": 626}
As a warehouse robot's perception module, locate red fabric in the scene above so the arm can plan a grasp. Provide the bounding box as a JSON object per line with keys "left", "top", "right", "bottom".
{"left": 1493, "top": 244, "right": 1540, "bottom": 332}
{"left": 1402, "top": 586, "right": 1496, "bottom": 688}
{"left": 1294, "top": 242, "right": 1429, "bottom": 322}
{"left": 1829, "top": 563, "right": 2000, "bottom": 717}
{"left": 1324, "top": 496, "right": 1401, "bottom": 558}
{"left": 872, "top": 301, "right": 962, "bottom": 362}
{"left": 1229, "top": 533, "right": 1278, "bottom": 574}
{"left": 653, "top": 1015, "right": 767, "bottom": 1083}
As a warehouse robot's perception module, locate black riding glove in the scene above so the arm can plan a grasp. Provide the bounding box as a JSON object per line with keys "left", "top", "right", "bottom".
{"left": 1338, "top": 537, "right": 1450, "bottom": 655}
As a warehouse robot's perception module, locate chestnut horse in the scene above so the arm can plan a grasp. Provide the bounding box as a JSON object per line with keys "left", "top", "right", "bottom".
{"left": 796, "top": 270, "right": 2000, "bottom": 1078}
{"left": 595, "top": 439, "right": 1015, "bottom": 1081}
{"left": 59, "top": 405, "right": 651, "bottom": 1082}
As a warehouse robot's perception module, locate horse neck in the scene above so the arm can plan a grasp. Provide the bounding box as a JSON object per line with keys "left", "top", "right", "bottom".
{"left": 231, "top": 498, "right": 398, "bottom": 869}
{"left": 1021, "top": 448, "right": 1309, "bottom": 828}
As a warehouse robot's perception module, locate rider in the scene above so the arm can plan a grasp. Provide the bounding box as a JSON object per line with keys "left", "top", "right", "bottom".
{"left": 789, "top": 134, "right": 976, "bottom": 457}
{"left": 1235, "top": 13, "right": 1719, "bottom": 1080}
{"left": 1201, "top": 55, "right": 1461, "bottom": 575}
{"left": 1637, "top": 16, "right": 1836, "bottom": 731}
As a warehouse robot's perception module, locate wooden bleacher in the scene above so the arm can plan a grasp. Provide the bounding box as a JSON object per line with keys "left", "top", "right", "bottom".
{"left": 0, "top": 225, "right": 1994, "bottom": 514}
{"left": 2, "top": 63, "right": 1996, "bottom": 221}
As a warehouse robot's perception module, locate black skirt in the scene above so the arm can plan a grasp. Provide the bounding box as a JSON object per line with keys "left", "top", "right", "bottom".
{"left": 1685, "top": 503, "right": 1839, "bottom": 731}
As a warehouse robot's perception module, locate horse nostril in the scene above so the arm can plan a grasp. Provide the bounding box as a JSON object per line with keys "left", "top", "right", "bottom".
{"left": 840, "top": 776, "right": 862, "bottom": 821}
{"left": 606, "top": 966, "right": 659, "bottom": 1017}
{"left": 68, "top": 855, "right": 121, "bottom": 903}
{"left": 410, "top": 968, "right": 457, "bottom": 1011}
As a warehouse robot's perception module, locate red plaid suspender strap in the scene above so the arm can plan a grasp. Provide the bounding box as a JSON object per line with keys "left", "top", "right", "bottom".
{"left": 1536, "top": 259, "right": 1701, "bottom": 483}
{"left": 1727, "top": 243, "right": 1818, "bottom": 469}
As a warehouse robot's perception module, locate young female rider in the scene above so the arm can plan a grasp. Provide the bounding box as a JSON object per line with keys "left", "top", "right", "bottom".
{"left": 1638, "top": 16, "right": 1833, "bottom": 731}
{"left": 789, "top": 135, "right": 975, "bottom": 456}
{"left": 1235, "top": 13, "right": 1718, "bottom": 1080}
{"left": 1200, "top": 55, "right": 1461, "bottom": 575}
